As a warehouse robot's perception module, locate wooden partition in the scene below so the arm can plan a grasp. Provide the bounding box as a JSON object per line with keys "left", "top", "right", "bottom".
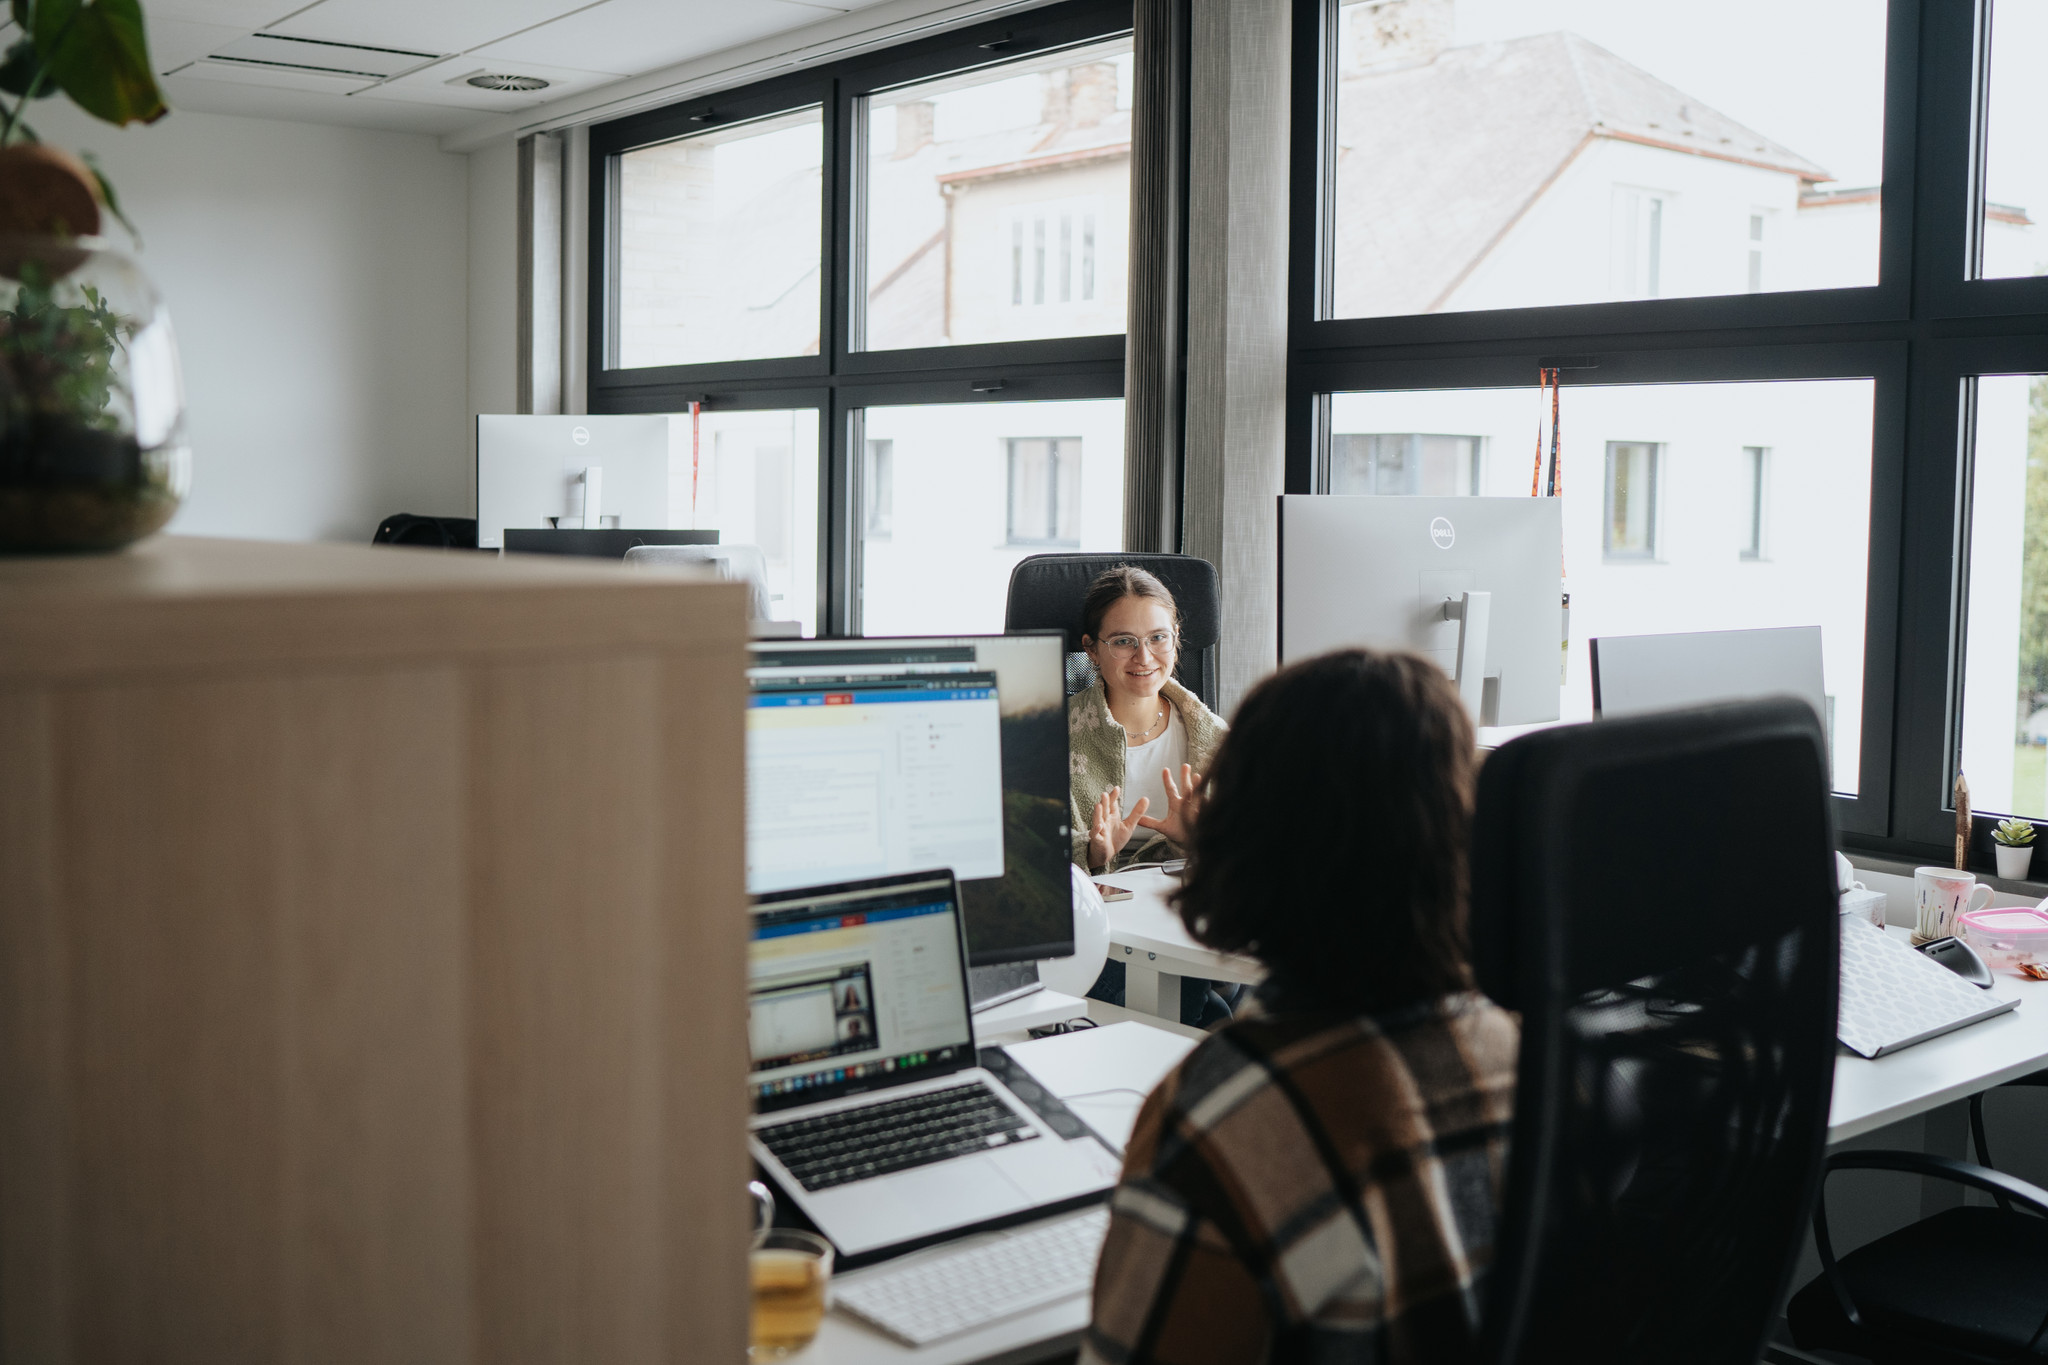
{"left": 0, "top": 537, "right": 750, "bottom": 1364}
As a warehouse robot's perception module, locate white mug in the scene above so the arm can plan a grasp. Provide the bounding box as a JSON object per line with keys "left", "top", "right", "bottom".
{"left": 1915, "top": 867, "right": 1994, "bottom": 943}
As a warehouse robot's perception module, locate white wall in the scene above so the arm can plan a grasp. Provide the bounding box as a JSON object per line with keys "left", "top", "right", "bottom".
{"left": 468, "top": 138, "right": 519, "bottom": 438}
{"left": 33, "top": 101, "right": 471, "bottom": 542}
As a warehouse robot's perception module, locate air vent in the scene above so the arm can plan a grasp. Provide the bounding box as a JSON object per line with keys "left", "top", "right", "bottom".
{"left": 208, "top": 33, "right": 437, "bottom": 80}
{"left": 466, "top": 73, "right": 550, "bottom": 92}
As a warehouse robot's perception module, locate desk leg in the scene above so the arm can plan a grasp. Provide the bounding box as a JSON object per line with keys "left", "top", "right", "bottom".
{"left": 1124, "top": 954, "right": 1183, "bottom": 1022}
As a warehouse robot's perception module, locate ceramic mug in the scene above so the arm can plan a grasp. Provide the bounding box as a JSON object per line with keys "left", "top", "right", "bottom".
{"left": 1914, "top": 866, "right": 1994, "bottom": 943}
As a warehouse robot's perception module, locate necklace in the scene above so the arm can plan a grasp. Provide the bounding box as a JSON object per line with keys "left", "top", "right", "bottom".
{"left": 1127, "top": 701, "right": 1169, "bottom": 745}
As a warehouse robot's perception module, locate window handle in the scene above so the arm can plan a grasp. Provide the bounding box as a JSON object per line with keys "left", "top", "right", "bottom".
{"left": 972, "top": 378, "right": 1006, "bottom": 393}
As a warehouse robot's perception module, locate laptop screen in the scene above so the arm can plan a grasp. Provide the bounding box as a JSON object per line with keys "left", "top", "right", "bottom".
{"left": 749, "top": 872, "right": 976, "bottom": 1113}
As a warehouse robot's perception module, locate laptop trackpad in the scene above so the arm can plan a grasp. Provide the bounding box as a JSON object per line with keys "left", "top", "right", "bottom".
{"left": 814, "top": 1156, "right": 1031, "bottom": 1254}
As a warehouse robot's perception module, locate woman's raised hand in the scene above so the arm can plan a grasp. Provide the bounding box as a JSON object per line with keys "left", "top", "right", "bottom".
{"left": 1088, "top": 785, "right": 1149, "bottom": 872}
{"left": 1134, "top": 764, "right": 1202, "bottom": 847}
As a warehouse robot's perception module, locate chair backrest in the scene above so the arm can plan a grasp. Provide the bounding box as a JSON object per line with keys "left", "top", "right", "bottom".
{"left": 1471, "top": 698, "right": 1839, "bottom": 1365}
{"left": 1002, "top": 553, "right": 1222, "bottom": 710}
{"left": 623, "top": 543, "right": 772, "bottom": 619}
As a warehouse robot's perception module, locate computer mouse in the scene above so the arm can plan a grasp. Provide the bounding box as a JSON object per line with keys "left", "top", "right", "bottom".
{"left": 1918, "top": 936, "right": 1995, "bottom": 989}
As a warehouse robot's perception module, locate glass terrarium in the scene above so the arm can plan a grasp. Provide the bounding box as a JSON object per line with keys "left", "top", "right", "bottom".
{"left": 0, "top": 235, "right": 188, "bottom": 552}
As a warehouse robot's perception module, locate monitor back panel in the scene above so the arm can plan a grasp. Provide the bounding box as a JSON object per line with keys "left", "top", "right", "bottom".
{"left": 1280, "top": 495, "right": 1563, "bottom": 724}
{"left": 1590, "top": 625, "right": 1828, "bottom": 729}
{"left": 476, "top": 415, "right": 672, "bottom": 548}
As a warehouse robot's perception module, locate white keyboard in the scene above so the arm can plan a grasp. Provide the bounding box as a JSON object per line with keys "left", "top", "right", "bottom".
{"left": 834, "top": 1206, "right": 1110, "bottom": 1346}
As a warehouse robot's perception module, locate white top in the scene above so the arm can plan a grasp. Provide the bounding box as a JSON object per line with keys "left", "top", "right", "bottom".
{"left": 1121, "top": 704, "right": 1186, "bottom": 822}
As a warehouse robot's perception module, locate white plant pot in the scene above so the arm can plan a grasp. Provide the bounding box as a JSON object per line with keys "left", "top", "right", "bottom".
{"left": 1996, "top": 843, "right": 2035, "bottom": 881}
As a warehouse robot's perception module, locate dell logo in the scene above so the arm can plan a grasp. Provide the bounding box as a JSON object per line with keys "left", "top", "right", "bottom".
{"left": 571, "top": 425, "right": 591, "bottom": 446}
{"left": 1429, "top": 516, "right": 1455, "bottom": 549}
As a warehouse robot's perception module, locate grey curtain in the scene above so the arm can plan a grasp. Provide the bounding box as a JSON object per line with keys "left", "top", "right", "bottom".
{"left": 516, "top": 131, "right": 566, "bottom": 415}
{"left": 1121, "top": 0, "right": 1191, "bottom": 552}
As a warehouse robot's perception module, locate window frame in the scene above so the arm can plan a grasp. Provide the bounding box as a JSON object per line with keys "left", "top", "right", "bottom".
{"left": 1288, "top": 0, "right": 2048, "bottom": 861}
{"left": 585, "top": 0, "right": 1140, "bottom": 636}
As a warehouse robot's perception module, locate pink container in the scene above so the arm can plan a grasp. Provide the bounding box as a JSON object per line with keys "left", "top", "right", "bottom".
{"left": 1957, "top": 905, "right": 2048, "bottom": 972}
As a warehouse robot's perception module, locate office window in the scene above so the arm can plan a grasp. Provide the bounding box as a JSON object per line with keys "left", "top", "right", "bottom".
{"left": 1006, "top": 437, "right": 1084, "bottom": 545}
{"left": 860, "top": 400, "right": 1123, "bottom": 634}
{"left": 1975, "top": 0, "right": 2048, "bottom": 280}
{"left": 1748, "top": 213, "right": 1767, "bottom": 292}
{"left": 591, "top": 0, "right": 1131, "bottom": 637}
{"left": 864, "top": 439, "right": 894, "bottom": 539}
{"left": 1605, "top": 442, "right": 1660, "bottom": 559}
{"left": 862, "top": 37, "right": 1132, "bottom": 351}
{"left": 1326, "top": 381, "right": 1873, "bottom": 794}
{"left": 1741, "top": 445, "right": 1769, "bottom": 559}
{"left": 1959, "top": 374, "right": 2048, "bottom": 819}
{"left": 1328, "top": 433, "right": 1482, "bottom": 494}
{"left": 668, "top": 407, "right": 822, "bottom": 635}
{"left": 1323, "top": 0, "right": 1885, "bottom": 318}
{"left": 615, "top": 107, "right": 824, "bottom": 368}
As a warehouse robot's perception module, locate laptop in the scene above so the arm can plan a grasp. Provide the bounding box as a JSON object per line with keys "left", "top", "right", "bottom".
{"left": 748, "top": 870, "right": 1120, "bottom": 1258}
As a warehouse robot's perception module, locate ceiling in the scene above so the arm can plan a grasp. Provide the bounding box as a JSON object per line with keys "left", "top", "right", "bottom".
{"left": 131, "top": 0, "right": 903, "bottom": 138}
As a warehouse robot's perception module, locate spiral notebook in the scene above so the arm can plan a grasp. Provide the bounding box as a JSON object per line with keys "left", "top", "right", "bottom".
{"left": 1837, "top": 916, "right": 2016, "bottom": 1058}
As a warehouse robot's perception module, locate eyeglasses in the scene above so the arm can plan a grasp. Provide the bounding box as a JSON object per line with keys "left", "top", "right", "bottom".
{"left": 1100, "top": 631, "right": 1177, "bottom": 657}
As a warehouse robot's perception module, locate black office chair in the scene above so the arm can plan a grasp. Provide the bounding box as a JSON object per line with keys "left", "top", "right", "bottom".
{"left": 1471, "top": 697, "right": 1841, "bottom": 1365}
{"left": 1784, "top": 1068, "right": 2048, "bottom": 1363}
{"left": 1003, "top": 553, "right": 1221, "bottom": 711}
{"left": 372, "top": 513, "right": 478, "bottom": 548}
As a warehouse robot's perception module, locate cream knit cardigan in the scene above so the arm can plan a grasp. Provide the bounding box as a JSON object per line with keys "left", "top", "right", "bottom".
{"left": 1067, "top": 677, "right": 1227, "bottom": 872}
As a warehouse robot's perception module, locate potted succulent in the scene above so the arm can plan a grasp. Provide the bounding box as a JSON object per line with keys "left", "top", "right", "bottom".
{"left": 1993, "top": 817, "right": 2037, "bottom": 881}
{"left": 0, "top": 0, "right": 182, "bottom": 552}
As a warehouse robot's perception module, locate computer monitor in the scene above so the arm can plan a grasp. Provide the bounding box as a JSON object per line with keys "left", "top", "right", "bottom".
{"left": 1590, "top": 626, "right": 1828, "bottom": 729}
{"left": 502, "top": 528, "right": 718, "bottom": 559}
{"left": 476, "top": 414, "right": 672, "bottom": 549}
{"left": 1279, "top": 495, "right": 1564, "bottom": 725}
{"left": 745, "top": 633, "right": 1072, "bottom": 968}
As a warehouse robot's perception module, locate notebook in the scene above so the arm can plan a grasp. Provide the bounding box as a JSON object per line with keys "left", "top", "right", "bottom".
{"left": 1837, "top": 916, "right": 2016, "bottom": 1057}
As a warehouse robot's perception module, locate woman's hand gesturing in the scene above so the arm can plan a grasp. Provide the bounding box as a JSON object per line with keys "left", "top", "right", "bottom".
{"left": 1133, "top": 764, "right": 1202, "bottom": 848}
{"left": 1088, "top": 785, "right": 1149, "bottom": 872}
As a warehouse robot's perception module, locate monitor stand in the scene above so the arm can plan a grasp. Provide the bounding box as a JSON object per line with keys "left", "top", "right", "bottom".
{"left": 968, "top": 961, "right": 1044, "bottom": 1013}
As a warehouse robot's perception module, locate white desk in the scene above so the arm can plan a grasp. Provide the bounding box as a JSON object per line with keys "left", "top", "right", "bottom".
{"left": 792, "top": 928, "right": 2048, "bottom": 1365}
{"left": 1828, "top": 925, "right": 2048, "bottom": 1142}
{"left": 793, "top": 1023, "right": 1199, "bottom": 1365}
{"left": 1094, "top": 868, "right": 1263, "bottom": 1018}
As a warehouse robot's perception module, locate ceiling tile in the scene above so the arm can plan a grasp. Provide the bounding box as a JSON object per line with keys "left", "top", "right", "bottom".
{"left": 150, "top": 0, "right": 312, "bottom": 27}
{"left": 146, "top": 16, "right": 250, "bottom": 72}
{"left": 468, "top": 0, "right": 834, "bottom": 73}
{"left": 172, "top": 57, "right": 377, "bottom": 94}
{"left": 271, "top": 0, "right": 598, "bottom": 57}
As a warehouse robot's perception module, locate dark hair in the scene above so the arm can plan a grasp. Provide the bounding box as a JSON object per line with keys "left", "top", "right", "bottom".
{"left": 1079, "top": 565, "right": 1179, "bottom": 643}
{"left": 1173, "top": 648, "right": 1476, "bottom": 1013}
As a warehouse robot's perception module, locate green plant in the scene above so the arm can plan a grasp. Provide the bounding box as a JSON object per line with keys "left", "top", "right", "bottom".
{"left": 1994, "top": 817, "right": 2037, "bottom": 847}
{"left": 0, "top": 255, "right": 121, "bottom": 426}
{"left": 0, "top": 0, "right": 167, "bottom": 236}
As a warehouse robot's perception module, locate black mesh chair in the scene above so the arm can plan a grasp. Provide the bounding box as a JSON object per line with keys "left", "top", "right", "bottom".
{"left": 1471, "top": 697, "right": 1841, "bottom": 1365}
{"left": 1784, "top": 1068, "right": 2048, "bottom": 1363}
{"left": 1003, "top": 553, "right": 1221, "bottom": 711}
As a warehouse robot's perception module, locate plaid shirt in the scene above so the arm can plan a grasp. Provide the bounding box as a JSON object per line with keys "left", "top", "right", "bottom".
{"left": 1081, "top": 992, "right": 1519, "bottom": 1365}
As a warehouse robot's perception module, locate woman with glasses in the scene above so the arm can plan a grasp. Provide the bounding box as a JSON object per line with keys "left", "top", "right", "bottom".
{"left": 1069, "top": 565, "right": 1228, "bottom": 876}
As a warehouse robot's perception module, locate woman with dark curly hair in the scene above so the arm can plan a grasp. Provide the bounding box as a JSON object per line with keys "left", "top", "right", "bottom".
{"left": 1082, "top": 648, "right": 1519, "bottom": 1365}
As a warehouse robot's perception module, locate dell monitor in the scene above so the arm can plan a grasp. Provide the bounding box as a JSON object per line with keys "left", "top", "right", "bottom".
{"left": 745, "top": 633, "right": 1072, "bottom": 970}
{"left": 1590, "top": 625, "right": 1828, "bottom": 728}
{"left": 1279, "top": 495, "right": 1564, "bottom": 725}
{"left": 476, "top": 414, "right": 672, "bottom": 549}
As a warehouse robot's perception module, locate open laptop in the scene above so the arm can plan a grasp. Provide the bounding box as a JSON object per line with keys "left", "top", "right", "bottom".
{"left": 748, "top": 870, "right": 1120, "bottom": 1258}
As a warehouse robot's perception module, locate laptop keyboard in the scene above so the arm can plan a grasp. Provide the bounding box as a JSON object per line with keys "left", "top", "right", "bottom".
{"left": 757, "top": 1082, "right": 1039, "bottom": 1191}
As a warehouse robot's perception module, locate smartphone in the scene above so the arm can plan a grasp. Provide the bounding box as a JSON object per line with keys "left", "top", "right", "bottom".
{"left": 1093, "top": 882, "right": 1133, "bottom": 902}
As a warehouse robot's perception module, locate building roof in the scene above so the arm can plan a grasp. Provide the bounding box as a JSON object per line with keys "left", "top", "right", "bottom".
{"left": 1331, "top": 31, "right": 1832, "bottom": 317}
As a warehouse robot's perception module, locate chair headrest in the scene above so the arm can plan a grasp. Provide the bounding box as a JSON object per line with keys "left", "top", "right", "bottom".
{"left": 1004, "top": 553, "right": 1221, "bottom": 653}
{"left": 1469, "top": 696, "right": 1837, "bottom": 1011}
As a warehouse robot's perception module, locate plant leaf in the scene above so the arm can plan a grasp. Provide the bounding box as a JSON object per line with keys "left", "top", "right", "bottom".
{"left": 78, "top": 149, "right": 137, "bottom": 245}
{"left": 0, "top": 37, "right": 49, "bottom": 97}
{"left": 34, "top": 0, "right": 168, "bottom": 127}
{"left": 10, "top": 0, "right": 26, "bottom": 30}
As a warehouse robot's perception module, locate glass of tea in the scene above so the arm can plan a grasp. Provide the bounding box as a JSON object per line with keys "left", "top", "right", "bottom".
{"left": 750, "top": 1228, "right": 833, "bottom": 1358}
